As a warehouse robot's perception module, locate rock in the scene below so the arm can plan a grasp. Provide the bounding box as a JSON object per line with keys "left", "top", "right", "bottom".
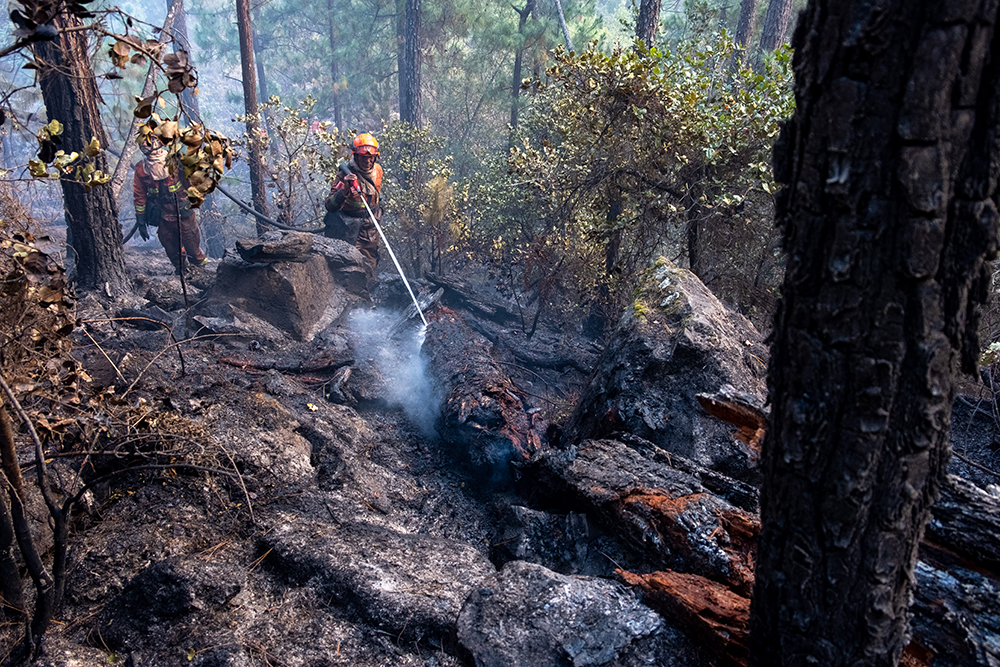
{"left": 236, "top": 230, "right": 314, "bottom": 262}
{"left": 262, "top": 517, "right": 496, "bottom": 643}
{"left": 457, "top": 560, "right": 707, "bottom": 667}
{"left": 564, "top": 258, "right": 768, "bottom": 481}
{"left": 208, "top": 233, "right": 371, "bottom": 341}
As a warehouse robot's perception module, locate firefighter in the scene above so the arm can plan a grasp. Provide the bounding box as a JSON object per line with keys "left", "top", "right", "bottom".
{"left": 133, "top": 138, "right": 207, "bottom": 273}
{"left": 324, "top": 133, "right": 383, "bottom": 270}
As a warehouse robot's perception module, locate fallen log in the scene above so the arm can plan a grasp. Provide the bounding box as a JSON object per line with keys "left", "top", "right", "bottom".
{"left": 617, "top": 569, "right": 935, "bottom": 667}
{"left": 219, "top": 348, "right": 354, "bottom": 375}
{"left": 425, "top": 272, "right": 520, "bottom": 325}
{"left": 701, "top": 392, "right": 1000, "bottom": 574}
{"left": 465, "top": 318, "right": 593, "bottom": 374}
{"left": 927, "top": 474, "right": 1000, "bottom": 572}
{"left": 422, "top": 307, "right": 544, "bottom": 472}
{"left": 523, "top": 438, "right": 758, "bottom": 594}
{"left": 616, "top": 569, "right": 749, "bottom": 667}
{"left": 525, "top": 437, "right": 994, "bottom": 667}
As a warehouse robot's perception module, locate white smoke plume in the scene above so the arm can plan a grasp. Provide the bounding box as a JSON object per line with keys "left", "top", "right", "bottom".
{"left": 347, "top": 308, "right": 441, "bottom": 437}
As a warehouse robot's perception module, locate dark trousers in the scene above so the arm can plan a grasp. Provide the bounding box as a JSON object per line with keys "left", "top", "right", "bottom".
{"left": 325, "top": 211, "right": 379, "bottom": 270}
{"left": 157, "top": 214, "right": 206, "bottom": 269}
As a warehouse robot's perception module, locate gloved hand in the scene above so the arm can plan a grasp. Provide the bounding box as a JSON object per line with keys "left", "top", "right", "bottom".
{"left": 343, "top": 173, "right": 361, "bottom": 195}
{"left": 137, "top": 221, "right": 149, "bottom": 241}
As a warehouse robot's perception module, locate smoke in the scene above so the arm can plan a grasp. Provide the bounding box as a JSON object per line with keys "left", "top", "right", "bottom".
{"left": 347, "top": 308, "right": 441, "bottom": 438}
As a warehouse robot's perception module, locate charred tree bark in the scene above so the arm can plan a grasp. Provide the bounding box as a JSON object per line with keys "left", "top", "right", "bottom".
{"left": 236, "top": 0, "right": 269, "bottom": 233}
{"left": 749, "top": 3, "right": 1000, "bottom": 667}
{"left": 327, "top": 0, "right": 344, "bottom": 131}
{"left": 422, "top": 308, "right": 543, "bottom": 473}
{"left": 756, "top": 0, "right": 793, "bottom": 54}
{"left": 635, "top": 0, "right": 662, "bottom": 46}
{"left": 398, "top": 0, "right": 422, "bottom": 126}
{"left": 509, "top": 0, "right": 536, "bottom": 133}
{"left": 34, "top": 14, "right": 127, "bottom": 294}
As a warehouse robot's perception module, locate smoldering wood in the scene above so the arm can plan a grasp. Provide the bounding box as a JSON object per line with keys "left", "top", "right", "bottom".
{"left": 422, "top": 307, "right": 544, "bottom": 469}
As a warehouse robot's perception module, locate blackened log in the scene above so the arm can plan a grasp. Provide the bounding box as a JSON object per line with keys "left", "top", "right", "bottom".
{"left": 422, "top": 308, "right": 543, "bottom": 470}
{"left": 926, "top": 474, "right": 1000, "bottom": 572}
{"left": 524, "top": 438, "right": 758, "bottom": 594}
{"left": 425, "top": 273, "right": 519, "bottom": 324}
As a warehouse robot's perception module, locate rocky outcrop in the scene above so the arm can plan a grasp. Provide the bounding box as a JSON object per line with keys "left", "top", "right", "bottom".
{"left": 207, "top": 231, "right": 371, "bottom": 341}
{"left": 457, "top": 560, "right": 707, "bottom": 667}
{"left": 564, "top": 258, "right": 768, "bottom": 481}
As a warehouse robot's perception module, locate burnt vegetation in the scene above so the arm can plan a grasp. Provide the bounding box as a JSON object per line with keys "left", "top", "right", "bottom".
{"left": 1, "top": 1, "right": 1000, "bottom": 667}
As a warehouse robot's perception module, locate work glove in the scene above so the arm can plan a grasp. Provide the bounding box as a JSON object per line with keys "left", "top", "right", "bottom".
{"left": 343, "top": 174, "right": 361, "bottom": 198}
{"left": 136, "top": 213, "right": 150, "bottom": 241}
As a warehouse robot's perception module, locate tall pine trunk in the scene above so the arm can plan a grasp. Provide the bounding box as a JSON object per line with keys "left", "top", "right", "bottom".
{"left": 34, "top": 13, "right": 127, "bottom": 294}
{"left": 732, "top": 0, "right": 757, "bottom": 68}
{"left": 399, "top": 0, "right": 422, "bottom": 126}
{"left": 509, "top": 0, "right": 536, "bottom": 134}
{"left": 749, "top": 2, "right": 1000, "bottom": 665}
{"left": 635, "top": 0, "right": 662, "bottom": 46}
{"left": 327, "top": 0, "right": 344, "bottom": 131}
{"left": 757, "top": 0, "right": 793, "bottom": 54}
{"left": 236, "top": 0, "right": 269, "bottom": 233}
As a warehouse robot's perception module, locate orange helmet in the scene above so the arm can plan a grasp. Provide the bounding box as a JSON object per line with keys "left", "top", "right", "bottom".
{"left": 352, "top": 133, "right": 379, "bottom": 156}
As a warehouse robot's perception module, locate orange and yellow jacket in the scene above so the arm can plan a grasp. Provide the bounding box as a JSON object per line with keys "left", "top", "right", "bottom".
{"left": 133, "top": 162, "right": 192, "bottom": 224}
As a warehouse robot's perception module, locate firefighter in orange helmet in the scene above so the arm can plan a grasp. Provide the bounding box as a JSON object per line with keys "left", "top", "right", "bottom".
{"left": 324, "top": 133, "right": 383, "bottom": 270}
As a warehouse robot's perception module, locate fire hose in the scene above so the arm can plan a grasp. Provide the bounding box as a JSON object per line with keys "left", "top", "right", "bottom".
{"left": 350, "top": 177, "right": 427, "bottom": 326}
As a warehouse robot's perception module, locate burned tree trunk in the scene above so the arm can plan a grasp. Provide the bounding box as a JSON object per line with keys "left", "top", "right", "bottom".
{"left": 750, "top": 2, "right": 1000, "bottom": 665}
{"left": 34, "top": 13, "right": 127, "bottom": 293}
{"left": 422, "top": 308, "right": 543, "bottom": 475}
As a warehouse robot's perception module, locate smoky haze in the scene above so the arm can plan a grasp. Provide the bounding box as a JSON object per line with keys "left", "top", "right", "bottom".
{"left": 347, "top": 308, "right": 441, "bottom": 438}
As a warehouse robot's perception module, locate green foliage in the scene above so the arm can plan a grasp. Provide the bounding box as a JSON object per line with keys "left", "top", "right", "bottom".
{"left": 378, "top": 121, "right": 467, "bottom": 274}
{"left": 476, "top": 32, "right": 793, "bottom": 326}
{"left": 236, "top": 95, "right": 347, "bottom": 227}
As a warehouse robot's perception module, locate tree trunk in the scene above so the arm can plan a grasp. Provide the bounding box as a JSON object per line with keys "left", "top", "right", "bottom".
{"left": 732, "top": 0, "right": 757, "bottom": 68}
{"left": 553, "top": 0, "right": 574, "bottom": 52}
{"left": 635, "top": 0, "right": 662, "bottom": 46}
{"left": 756, "top": 0, "right": 793, "bottom": 54}
{"left": 327, "top": 0, "right": 344, "bottom": 131}
{"left": 399, "top": 0, "right": 422, "bottom": 126}
{"left": 236, "top": 0, "right": 269, "bottom": 233}
{"left": 509, "top": 0, "right": 536, "bottom": 133}
{"left": 34, "top": 13, "right": 127, "bottom": 294}
{"left": 749, "top": 2, "right": 1000, "bottom": 666}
